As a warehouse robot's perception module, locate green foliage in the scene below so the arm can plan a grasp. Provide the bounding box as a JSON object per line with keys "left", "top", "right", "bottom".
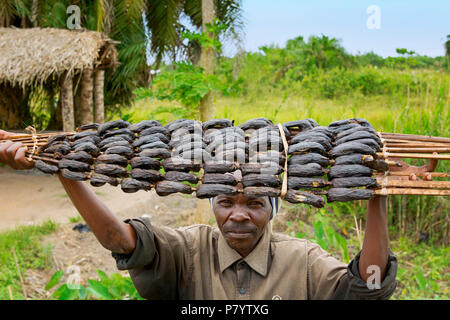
{"left": 47, "top": 269, "right": 145, "bottom": 300}
{"left": 182, "top": 19, "right": 228, "bottom": 52}
{"left": 392, "top": 237, "right": 449, "bottom": 299}
{"left": 0, "top": 220, "right": 58, "bottom": 299}
{"left": 134, "top": 62, "right": 220, "bottom": 120}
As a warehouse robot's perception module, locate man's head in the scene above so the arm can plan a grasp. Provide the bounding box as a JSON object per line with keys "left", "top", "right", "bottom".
{"left": 212, "top": 193, "right": 273, "bottom": 258}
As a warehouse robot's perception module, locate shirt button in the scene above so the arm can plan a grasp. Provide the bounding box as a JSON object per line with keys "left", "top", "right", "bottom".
{"left": 239, "top": 288, "right": 246, "bottom": 295}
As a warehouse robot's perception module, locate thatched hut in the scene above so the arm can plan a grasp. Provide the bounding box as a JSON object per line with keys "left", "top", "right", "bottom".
{"left": 0, "top": 27, "right": 118, "bottom": 131}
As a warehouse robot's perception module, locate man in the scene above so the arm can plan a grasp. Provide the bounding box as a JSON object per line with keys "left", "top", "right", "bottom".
{"left": 0, "top": 129, "right": 414, "bottom": 300}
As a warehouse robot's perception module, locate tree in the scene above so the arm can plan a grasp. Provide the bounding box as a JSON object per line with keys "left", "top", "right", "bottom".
{"left": 445, "top": 35, "right": 450, "bottom": 56}
{"left": 198, "top": 0, "right": 214, "bottom": 122}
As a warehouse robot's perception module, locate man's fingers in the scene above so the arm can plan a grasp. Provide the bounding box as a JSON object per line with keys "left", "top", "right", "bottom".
{"left": 0, "top": 141, "right": 14, "bottom": 164}
{"left": 6, "top": 142, "right": 22, "bottom": 160}
{"left": 14, "top": 147, "right": 34, "bottom": 169}
{"left": 0, "top": 130, "right": 13, "bottom": 140}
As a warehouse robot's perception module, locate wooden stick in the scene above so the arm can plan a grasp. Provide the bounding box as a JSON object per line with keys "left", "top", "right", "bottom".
{"left": 278, "top": 123, "right": 289, "bottom": 198}
{"left": 385, "top": 142, "right": 450, "bottom": 148}
{"left": 12, "top": 247, "right": 27, "bottom": 299}
{"left": 377, "top": 152, "right": 450, "bottom": 160}
{"left": 379, "top": 132, "right": 450, "bottom": 144}
{"left": 376, "top": 178, "right": 450, "bottom": 189}
{"left": 384, "top": 147, "right": 450, "bottom": 153}
{"left": 383, "top": 138, "right": 450, "bottom": 145}
{"left": 375, "top": 188, "right": 450, "bottom": 196}
{"left": 26, "top": 154, "right": 60, "bottom": 164}
{"left": 376, "top": 172, "right": 450, "bottom": 178}
{"left": 7, "top": 286, "right": 13, "bottom": 300}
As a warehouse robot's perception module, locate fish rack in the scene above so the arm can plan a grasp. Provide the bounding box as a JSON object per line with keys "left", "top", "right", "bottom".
{"left": 1, "top": 119, "right": 449, "bottom": 208}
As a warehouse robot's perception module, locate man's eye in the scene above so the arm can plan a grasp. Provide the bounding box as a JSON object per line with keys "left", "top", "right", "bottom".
{"left": 248, "top": 201, "right": 262, "bottom": 208}
{"left": 219, "top": 200, "right": 233, "bottom": 207}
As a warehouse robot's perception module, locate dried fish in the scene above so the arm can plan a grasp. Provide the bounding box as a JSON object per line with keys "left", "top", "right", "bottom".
{"left": 326, "top": 188, "right": 375, "bottom": 202}
{"left": 155, "top": 180, "right": 192, "bottom": 196}
{"left": 97, "top": 154, "right": 129, "bottom": 166}
{"left": 98, "top": 119, "right": 130, "bottom": 136}
{"left": 284, "top": 190, "right": 325, "bottom": 208}
{"left": 203, "top": 173, "right": 237, "bottom": 185}
{"left": 35, "top": 160, "right": 59, "bottom": 174}
{"left": 130, "top": 156, "right": 161, "bottom": 170}
{"left": 164, "top": 171, "right": 199, "bottom": 184}
{"left": 195, "top": 184, "right": 238, "bottom": 198}
{"left": 328, "top": 164, "right": 373, "bottom": 179}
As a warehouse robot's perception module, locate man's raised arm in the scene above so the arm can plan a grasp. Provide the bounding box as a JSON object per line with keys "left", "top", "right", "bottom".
{"left": 0, "top": 130, "right": 136, "bottom": 254}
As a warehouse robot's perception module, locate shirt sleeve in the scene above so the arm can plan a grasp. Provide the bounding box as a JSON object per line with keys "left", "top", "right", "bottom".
{"left": 332, "top": 249, "right": 398, "bottom": 300}
{"left": 306, "top": 241, "right": 349, "bottom": 300}
{"left": 110, "top": 217, "right": 193, "bottom": 300}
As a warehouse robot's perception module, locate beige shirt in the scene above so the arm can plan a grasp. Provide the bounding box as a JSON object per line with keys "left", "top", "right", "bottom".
{"left": 112, "top": 218, "right": 397, "bottom": 300}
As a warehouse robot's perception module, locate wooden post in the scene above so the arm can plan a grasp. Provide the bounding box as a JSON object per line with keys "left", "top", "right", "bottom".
{"left": 94, "top": 69, "right": 105, "bottom": 124}
{"left": 60, "top": 72, "right": 75, "bottom": 132}
{"left": 80, "top": 68, "right": 94, "bottom": 125}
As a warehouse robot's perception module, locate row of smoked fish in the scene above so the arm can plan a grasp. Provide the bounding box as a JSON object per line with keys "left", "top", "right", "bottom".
{"left": 33, "top": 117, "right": 388, "bottom": 207}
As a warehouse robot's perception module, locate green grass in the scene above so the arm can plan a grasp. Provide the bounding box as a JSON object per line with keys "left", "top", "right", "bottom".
{"left": 68, "top": 215, "right": 83, "bottom": 223}
{"left": 0, "top": 220, "right": 58, "bottom": 300}
{"left": 392, "top": 237, "right": 450, "bottom": 299}
{"left": 280, "top": 203, "right": 450, "bottom": 300}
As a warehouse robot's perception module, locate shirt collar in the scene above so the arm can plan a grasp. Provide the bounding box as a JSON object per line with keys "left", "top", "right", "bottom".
{"left": 218, "top": 223, "right": 271, "bottom": 277}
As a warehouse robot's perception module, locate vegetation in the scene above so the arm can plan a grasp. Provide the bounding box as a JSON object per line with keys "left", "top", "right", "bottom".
{"left": 0, "top": 220, "right": 57, "bottom": 300}
{"left": 46, "top": 269, "right": 144, "bottom": 300}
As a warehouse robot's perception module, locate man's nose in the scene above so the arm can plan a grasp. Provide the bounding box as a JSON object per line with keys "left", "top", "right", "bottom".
{"left": 228, "top": 206, "right": 250, "bottom": 222}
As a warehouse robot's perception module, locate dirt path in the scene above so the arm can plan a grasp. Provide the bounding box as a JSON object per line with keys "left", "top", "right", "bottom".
{"left": 0, "top": 167, "right": 200, "bottom": 231}
{"left": 0, "top": 167, "right": 204, "bottom": 299}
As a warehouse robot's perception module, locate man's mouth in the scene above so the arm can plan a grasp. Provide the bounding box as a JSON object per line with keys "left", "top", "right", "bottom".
{"left": 226, "top": 230, "right": 253, "bottom": 238}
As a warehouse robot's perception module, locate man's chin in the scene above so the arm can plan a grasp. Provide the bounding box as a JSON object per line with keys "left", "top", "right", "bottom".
{"left": 224, "top": 232, "right": 254, "bottom": 251}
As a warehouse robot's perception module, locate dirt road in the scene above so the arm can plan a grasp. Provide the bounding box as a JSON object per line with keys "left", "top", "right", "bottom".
{"left": 0, "top": 166, "right": 200, "bottom": 231}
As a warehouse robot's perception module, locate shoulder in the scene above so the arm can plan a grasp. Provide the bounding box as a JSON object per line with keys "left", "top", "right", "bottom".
{"left": 270, "top": 232, "right": 327, "bottom": 256}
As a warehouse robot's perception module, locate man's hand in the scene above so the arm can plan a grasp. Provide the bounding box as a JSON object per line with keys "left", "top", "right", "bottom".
{"left": 0, "top": 130, "right": 34, "bottom": 170}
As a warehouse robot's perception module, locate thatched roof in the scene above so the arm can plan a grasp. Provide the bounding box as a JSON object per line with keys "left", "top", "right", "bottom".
{"left": 0, "top": 27, "right": 118, "bottom": 88}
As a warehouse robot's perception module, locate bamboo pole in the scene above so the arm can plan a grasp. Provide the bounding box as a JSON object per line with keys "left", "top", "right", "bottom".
{"left": 385, "top": 142, "right": 450, "bottom": 148}
{"left": 384, "top": 147, "right": 450, "bottom": 153}
{"left": 377, "top": 152, "right": 450, "bottom": 160}
{"left": 375, "top": 188, "right": 450, "bottom": 196}
{"left": 375, "top": 178, "right": 450, "bottom": 189}
{"left": 375, "top": 172, "right": 450, "bottom": 178}
{"left": 379, "top": 132, "right": 450, "bottom": 144}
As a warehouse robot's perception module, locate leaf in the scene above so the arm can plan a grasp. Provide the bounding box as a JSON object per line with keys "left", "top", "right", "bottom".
{"left": 45, "top": 270, "right": 64, "bottom": 291}
{"left": 51, "top": 284, "right": 78, "bottom": 300}
{"left": 97, "top": 269, "right": 110, "bottom": 283}
{"left": 77, "top": 285, "right": 87, "bottom": 300}
{"left": 415, "top": 270, "right": 427, "bottom": 291}
{"left": 87, "top": 279, "right": 113, "bottom": 300}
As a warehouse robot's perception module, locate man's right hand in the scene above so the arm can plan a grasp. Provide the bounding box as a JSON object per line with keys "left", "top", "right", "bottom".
{"left": 0, "top": 130, "right": 35, "bottom": 170}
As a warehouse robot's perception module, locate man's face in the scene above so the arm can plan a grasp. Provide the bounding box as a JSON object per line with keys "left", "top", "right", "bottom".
{"left": 213, "top": 193, "right": 272, "bottom": 257}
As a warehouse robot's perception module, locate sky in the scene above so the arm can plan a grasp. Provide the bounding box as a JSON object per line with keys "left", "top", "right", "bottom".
{"left": 232, "top": 0, "right": 450, "bottom": 57}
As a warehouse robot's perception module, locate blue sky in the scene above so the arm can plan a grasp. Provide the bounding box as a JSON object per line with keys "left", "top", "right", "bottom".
{"left": 235, "top": 0, "right": 450, "bottom": 57}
